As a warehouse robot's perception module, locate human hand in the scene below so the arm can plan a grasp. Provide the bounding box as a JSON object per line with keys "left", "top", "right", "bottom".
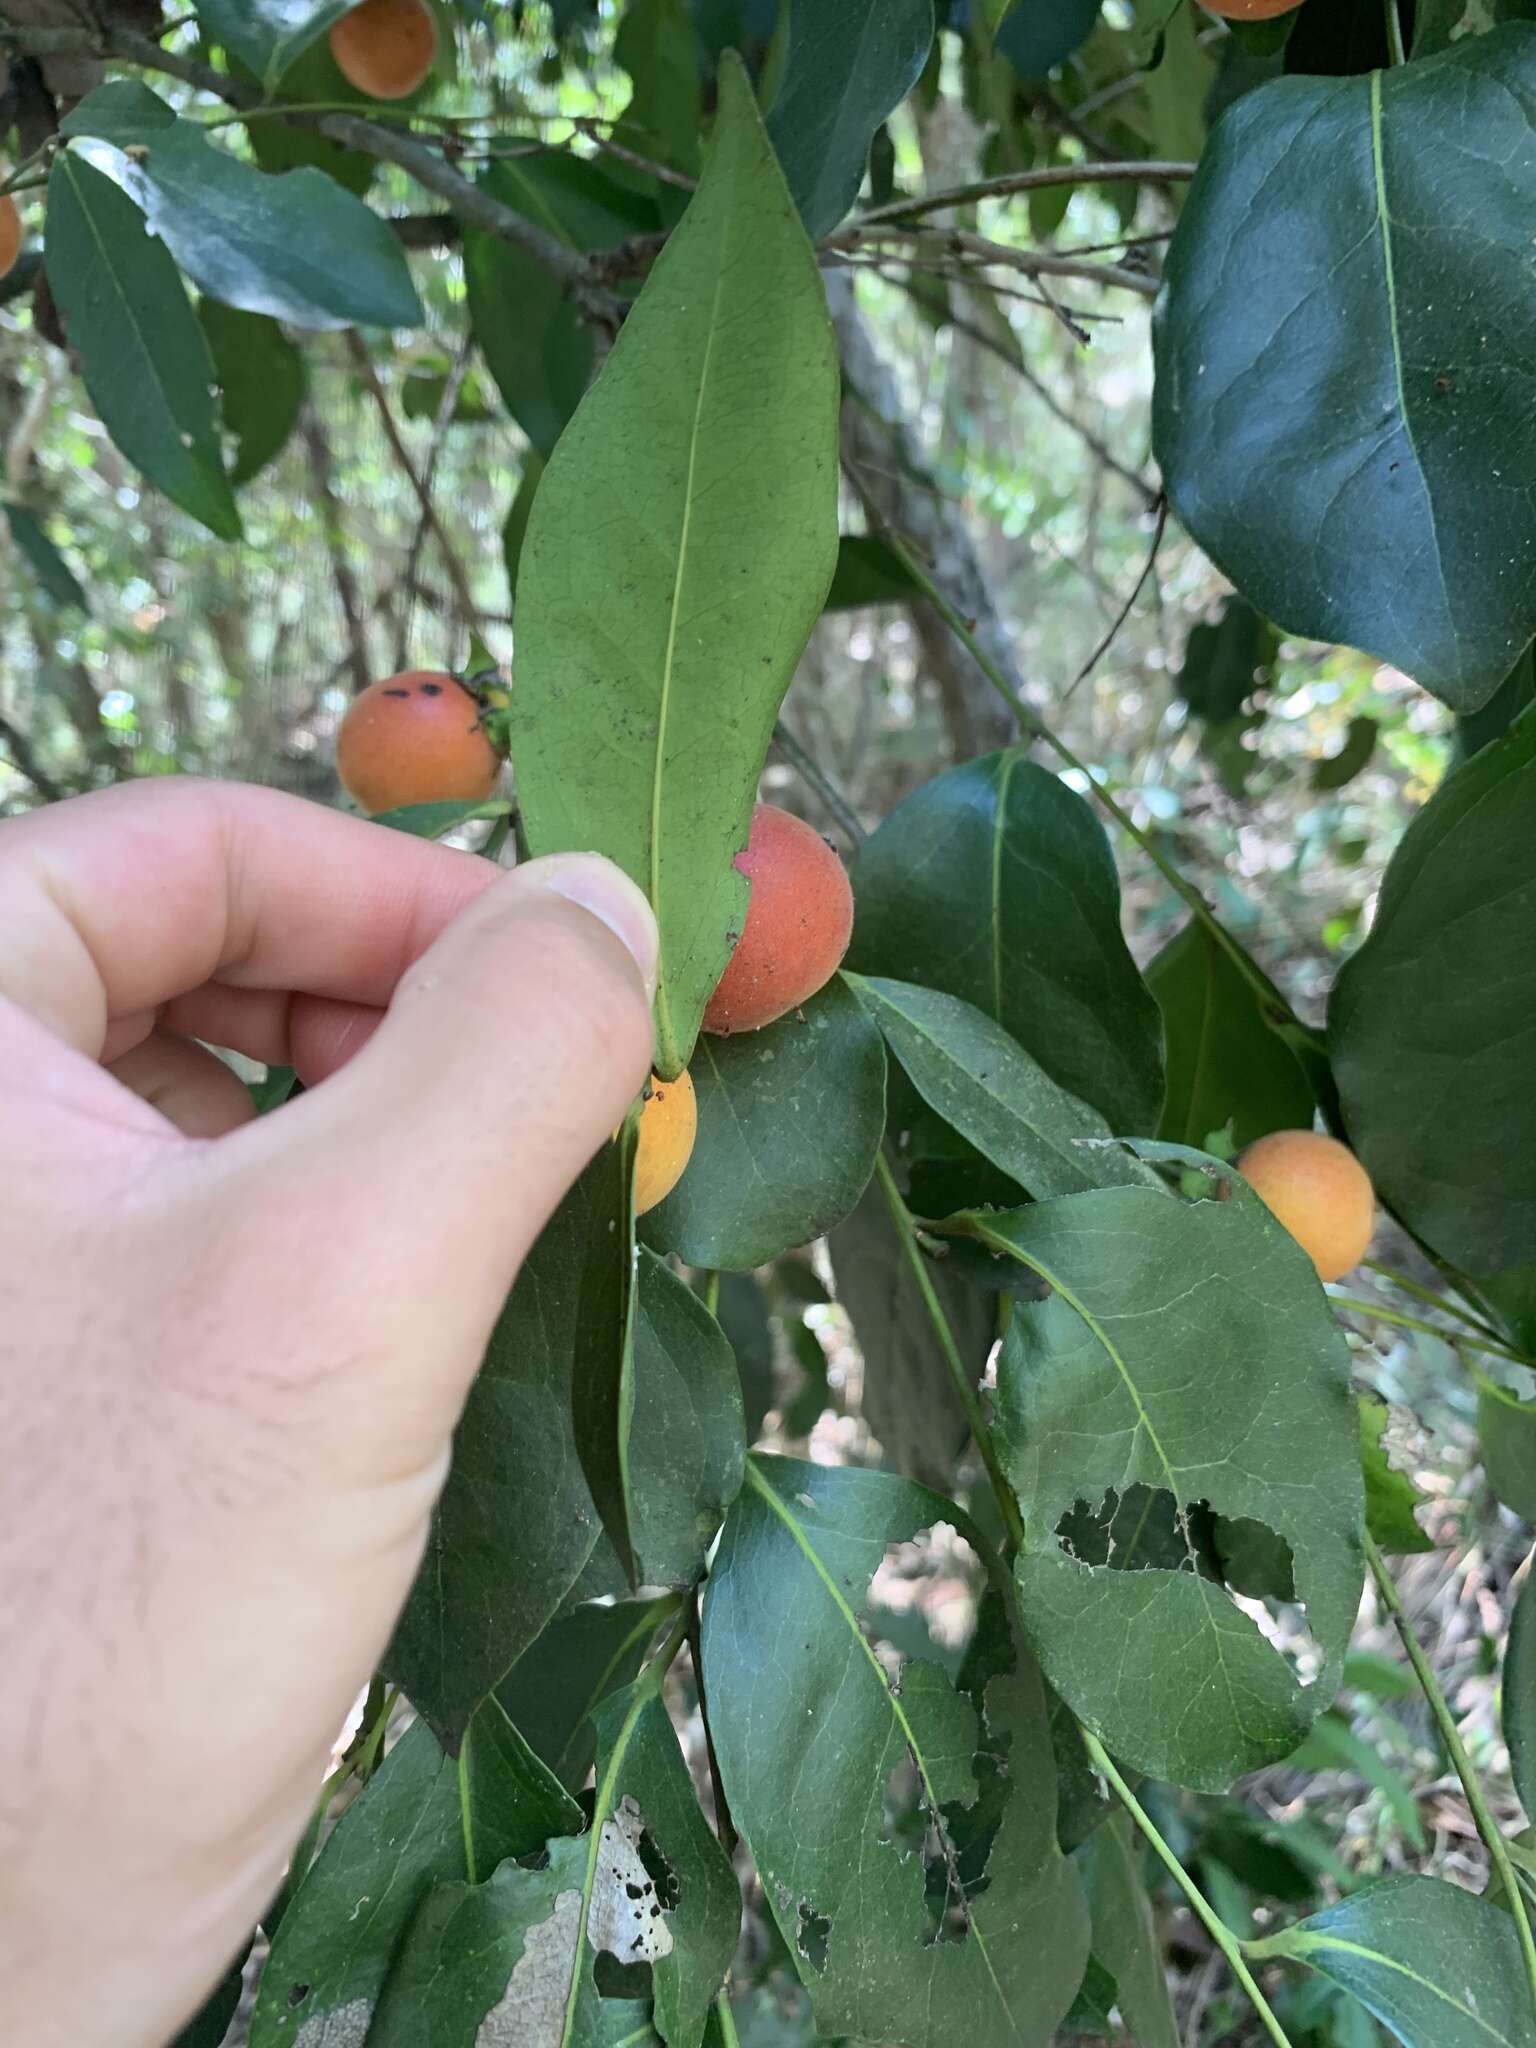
{"left": 0, "top": 779, "right": 657, "bottom": 2048}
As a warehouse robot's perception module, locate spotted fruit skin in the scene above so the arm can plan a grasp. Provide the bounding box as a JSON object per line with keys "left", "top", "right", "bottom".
{"left": 328, "top": 0, "right": 438, "bottom": 99}
{"left": 1235, "top": 1129, "right": 1376, "bottom": 1283}
{"left": 702, "top": 804, "right": 854, "bottom": 1035}
{"left": 335, "top": 671, "right": 500, "bottom": 815}
{"left": 634, "top": 1069, "right": 697, "bottom": 1215}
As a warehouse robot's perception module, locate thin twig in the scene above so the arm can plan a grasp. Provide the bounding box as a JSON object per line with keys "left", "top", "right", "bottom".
{"left": 852, "top": 159, "right": 1199, "bottom": 229}
{"left": 392, "top": 340, "right": 475, "bottom": 668}
{"left": 1006, "top": 348, "right": 1160, "bottom": 509}
{"left": 829, "top": 223, "right": 1160, "bottom": 299}
{"left": 299, "top": 409, "right": 371, "bottom": 695}
{"left": 1061, "top": 495, "right": 1168, "bottom": 702}
{"left": 771, "top": 719, "right": 866, "bottom": 845}
{"left": 574, "top": 116, "right": 696, "bottom": 191}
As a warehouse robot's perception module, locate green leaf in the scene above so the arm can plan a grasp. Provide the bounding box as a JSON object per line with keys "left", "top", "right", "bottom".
{"left": 1289, "top": 1711, "right": 1426, "bottom": 1853}
{"left": 766, "top": 0, "right": 935, "bottom": 238}
{"left": 45, "top": 153, "right": 240, "bottom": 540}
{"left": 847, "top": 748, "right": 1164, "bottom": 1134}
{"left": 368, "top": 798, "right": 511, "bottom": 839}
{"left": 630, "top": 1248, "right": 747, "bottom": 1585}
{"left": 461, "top": 1697, "right": 585, "bottom": 1879}
{"left": 1458, "top": 650, "right": 1536, "bottom": 765}
{"left": 1255, "top": 1875, "right": 1536, "bottom": 2048}
{"left": 192, "top": 0, "right": 353, "bottom": 87}
{"left": 170, "top": 1947, "right": 248, "bottom": 2048}
{"left": 1153, "top": 26, "right": 1536, "bottom": 713}
{"left": 1177, "top": 594, "right": 1278, "bottom": 723}
{"left": 509, "top": 55, "right": 839, "bottom": 1078}
{"left": 1414, "top": 0, "right": 1536, "bottom": 57}
{"left": 1507, "top": 1559, "right": 1536, "bottom": 1824}
{"left": 642, "top": 978, "right": 886, "bottom": 1271}
{"left": 702, "top": 1456, "right": 1090, "bottom": 2045}
{"left": 504, "top": 453, "right": 544, "bottom": 599}
{"left": 823, "top": 531, "right": 921, "bottom": 610}
{"left": 714, "top": 1271, "right": 776, "bottom": 1442}
{"left": 385, "top": 1162, "right": 616, "bottom": 1735}
{"left": 242, "top": 36, "right": 378, "bottom": 194}
{"left": 617, "top": 0, "right": 704, "bottom": 180}
{"left": 996, "top": 0, "right": 1101, "bottom": 78}
{"left": 2, "top": 503, "right": 89, "bottom": 610}
{"left": 976, "top": 1178, "right": 1364, "bottom": 1790}
{"left": 1477, "top": 1373, "right": 1536, "bottom": 1523}
{"left": 1142, "top": 0, "right": 1214, "bottom": 161}
{"left": 977, "top": 0, "right": 1019, "bottom": 39}
{"left": 1360, "top": 1399, "right": 1434, "bottom": 1555}
{"left": 1069, "top": 1814, "right": 1179, "bottom": 2048}
{"left": 1332, "top": 715, "right": 1536, "bottom": 1295}
{"left": 62, "top": 83, "right": 421, "bottom": 331}
{"left": 1147, "top": 918, "right": 1318, "bottom": 1152}
{"left": 1313, "top": 715, "right": 1380, "bottom": 793}
{"left": 498, "top": 1594, "right": 678, "bottom": 1793}
{"left": 847, "top": 974, "right": 1153, "bottom": 1198}
{"left": 249, "top": 1721, "right": 463, "bottom": 2043}
{"left": 199, "top": 301, "right": 306, "bottom": 485}
{"left": 570, "top": 1133, "right": 643, "bottom": 1586}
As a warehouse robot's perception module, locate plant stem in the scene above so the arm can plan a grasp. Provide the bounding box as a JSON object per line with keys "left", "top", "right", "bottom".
{"left": 771, "top": 719, "right": 866, "bottom": 844}
{"left": 1080, "top": 1728, "right": 1296, "bottom": 2048}
{"left": 872, "top": 1151, "right": 1025, "bottom": 1555}
{"left": 1384, "top": 0, "right": 1408, "bottom": 64}
{"left": 1330, "top": 1294, "right": 1530, "bottom": 1369}
{"left": 697, "top": 1268, "right": 721, "bottom": 1315}
{"left": 1363, "top": 1531, "right": 1536, "bottom": 2018}
{"left": 1363, "top": 1256, "right": 1513, "bottom": 1347}
{"left": 712, "top": 1990, "right": 742, "bottom": 2046}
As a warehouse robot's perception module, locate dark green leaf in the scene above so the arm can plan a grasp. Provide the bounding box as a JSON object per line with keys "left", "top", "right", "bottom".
{"left": 617, "top": 0, "right": 704, "bottom": 179}
{"left": 509, "top": 56, "right": 839, "bottom": 1077}
{"left": 570, "top": 1133, "right": 642, "bottom": 1585}
{"left": 702, "top": 1456, "right": 1090, "bottom": 2045}
{"left": 385, "top": 1163, "right": 616, "bottom": 1736}
{"left": 629, "top": 1247, "right": 747, "bottom": 1585}
{"left": 995, "top": 0, "right": 1101, "bottom": 76}
{"left": 1360, "top": 1399, "right": 1434, "bottom": 1555}
{"left": 848, "top": 975, "right": 1153, "bottom": 1198}
{"left": 503, "top": 455, "right": 543, "bottom": 608}
{"left": 714, "top": 1271, "right": 776, "bottom": 1441}
{"left": 1458, "top": 651, "right": 1536, "bottom": 764}
{"left": 1478, "top": 1373, "right": 1536, "bottom": 1523}
{"left": 1313, "top": 716, "right": 1379, "bottom": 793}
{"left": 193, "top": 0, "right": 353, "bottom": 87}
{"left": 1415, "top": 0, "right": 1536, "bottom": 55}
{"left": 1289, "top": 1712, "right": 1426, "bottom": 1853}
{"left": 2, "top": 503, "right": 88, "bottom": 610}
{"left": 1154, "top": 27, "right": 1536, "bottom": 712}
{"left": 767, "top": 0, "right": 935, "bottom": 238}
{"left": 1147, "top": 918, "right": 1318, "bottom": 1151}
{"left": 1254, "top": 1876, "right": 1536, "bottom": 2048}
{"left": 1177, "top": 595, "right": 1278, "bottom": 723}
{"left": 498, "top": 1594, "right": 677, "bottom": 1793}
{"left": 63, "top": 83, "right": 421, "bottom": 331}
{"left": 1142, "top": 0, "right": 1214, "bottom": 162}
{"left": 170, "top": 1945, "right": 248, "bottom": 2048}
{"left": 199, "top": 301, "right": 307, "bottom": 485}
{"left": 1332, "top": 715, "right": 1536, "bottom": 1295}
{"left": 848, "top": 748, "right": 1163, "bottom": 1133}
{"left": 248, "top": 1065, "right": 298, "bottom": 1114}
{"left": 978, "top": 1178, "right": 1364, "bottom": 1790}
{"left": 643, "top": 978, "right": 886, "bottom": 1271}
{"left": 462, "top": 1697, "right": 584, "bottom": 1877}
{"left": 399, "top": 362, "right": 494, "bottom": 424}
{"left": 1070, "top": 1814, "right": 1179, "bottom": 2048}
{"left": 243, "top": 37, "right": 378, "bottom": 195}
{"left": 369, "top": 798, "right": 511, "bottom": 838}
{"left": 1508, "top": 1560, "right": 1536, "bottom": 1824}
{"left": 823, "top": 531, "right": 920, "bottom": 610}
{"left": 45, "top": 153, "right": 240, "bottom": 540}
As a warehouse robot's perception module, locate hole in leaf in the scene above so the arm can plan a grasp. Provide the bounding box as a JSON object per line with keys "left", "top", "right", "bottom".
{"left": 635, "top": 1824, "right": 680, "bottom": 1914}
{"left": 593, "top": 1953, "right": 653, "bottom": 2000}
{"left": 287, "top": 1984, "right": 311, "bottom": 2009}
{"left": 796, "top": 1899, "right": 831, "bottom": 1973}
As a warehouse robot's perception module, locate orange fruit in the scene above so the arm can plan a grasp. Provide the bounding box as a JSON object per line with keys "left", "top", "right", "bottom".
{"left": 328, "top": 0, "right": 437, "bottom": 100}
{"left": 1235, "top": 1130, "right": 1376, "bottom": 1284}
{"left": 633, "top": 1069, "right": 697, "bottom": 1216}
{"left": 702, "top": 805, "right": 854, "bottom": 1035}
{"left": 335, "top": 670, "right": 501, "bottom": 815}
{"left": 0, "top": 194, "right": 22, "bottom": 281}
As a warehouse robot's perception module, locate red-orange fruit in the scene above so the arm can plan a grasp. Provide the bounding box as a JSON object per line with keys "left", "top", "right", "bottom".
{"left": 335, "top": 670, "right": 501, "bottom": 815}
{"left": 1235, "top": 1129, "right": 1376, "bottom": 1284}
{"left": 702, "top": 803, "right": 854, "bottom": 1035}
{"left": 0, "top": 195, "right": 22, "bottom": 281}
{"left": 328, "top": 0, "right": 438, "bottom": 100}
{"left": 1200, "top": 0, "right": 1303, "bottom": 18}
{"left": 633, "top": 1070, "right": 697, "bottom": 1216}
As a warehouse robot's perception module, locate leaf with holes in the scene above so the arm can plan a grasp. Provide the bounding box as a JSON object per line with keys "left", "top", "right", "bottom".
{"left": 510, "top": 56, "right": 838, "bottom": 1079}
{"left": 1360, "top": 1399, "right": 1434, "bottom": 1556}
{"left": 1251, "top": 1876, "right": 1536, "bottom": 2048}
{"left": 1332, "top": 713, "right": 1536, "bottom": 1302}
{"left": 847, "top": 974, "right": 1154, "bottom": 1200}
{"left": 642, "top": 979, "right": 886, "bottom": 1271}
{"left": 45, "top": 153, "right": 240, "bottom": 541}
{"left": 1154, "top": 26, "right": 1536, "bottom": 712}
{"left": 701, "top": 1456, "right": 1090, "bottom": 2045}
{"left": 766, "top": 0, "right": 935, "bottom": 238}
{"left": 847, "top": 749, "right": 1163, "bottom": 1133}
{"left": 971, "top": 1175, "right": 1364, "bottom": 1790}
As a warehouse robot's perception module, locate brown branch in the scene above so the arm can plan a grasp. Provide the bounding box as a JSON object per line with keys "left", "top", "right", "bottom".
{"left": 391, "top": 340, "right": 474, "bottom": 668}
{"left": 828, "top": 223, "right": 1160, "bottom": 299}
{"left": 853, "top": 159, "right": 1198, "bottom": 229}
{"left": 299, "top": 408, "right": 372, "bottom": 696}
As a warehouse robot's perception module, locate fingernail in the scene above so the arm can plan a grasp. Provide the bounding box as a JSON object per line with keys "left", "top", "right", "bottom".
{"left": 532, "top": 854, "right": 659, "bottom": 1001}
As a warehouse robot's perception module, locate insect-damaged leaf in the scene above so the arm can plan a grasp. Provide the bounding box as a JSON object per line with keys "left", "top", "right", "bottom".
{"left": 974, "top": 1175, "right": 1364, "bottom": 1791}
{"left": 509, "top": 55, "right": 839, "bottom": 1078}
{"left": 701, "top": 1456, "right": 1089, "bottom": 2045}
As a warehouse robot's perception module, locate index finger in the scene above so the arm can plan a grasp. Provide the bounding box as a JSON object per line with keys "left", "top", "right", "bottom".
{"left": 0, "top": 778, "right": 501, "bottom": 1058}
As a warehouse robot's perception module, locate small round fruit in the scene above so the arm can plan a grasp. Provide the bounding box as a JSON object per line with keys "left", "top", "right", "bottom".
{"left": 1200, "top": 0, "right": 1303, "bottom": 18}
{"left": 335, "top": 670, "right": 501, "bottom": 815}
{"left": 1235, "top": 1129, "right": 1376, "bottom": 1283}
{"left": 633, "top": 1070, "right": 697, "bottom": 1216}
{"left": 702, "top": 804, "right": 854, "bottom": 1035}
{"left": 0, "top": 194, "right": 22, "bottom": 281}
{"left": 328, "top": 0, "right": 437, "bottom": 100}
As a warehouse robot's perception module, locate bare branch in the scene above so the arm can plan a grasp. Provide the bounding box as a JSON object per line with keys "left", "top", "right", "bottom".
{"left": 829, "top": 223, "right": 1160, "bottom": 299}
{"left": 853, "top": 159, "right": 1198, "bottom": 230}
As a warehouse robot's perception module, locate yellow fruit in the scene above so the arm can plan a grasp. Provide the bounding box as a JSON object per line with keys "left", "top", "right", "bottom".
{"left": 1235, "top": 1130, "right": 1376, "bottom": 1283}
{"left": 633, "top": 1070, "right": 697, "bottom": 1217}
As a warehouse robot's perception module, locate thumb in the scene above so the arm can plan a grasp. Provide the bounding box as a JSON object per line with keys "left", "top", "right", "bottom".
{"left": 229, "top": 851, "right": 658, "bottom": 1387}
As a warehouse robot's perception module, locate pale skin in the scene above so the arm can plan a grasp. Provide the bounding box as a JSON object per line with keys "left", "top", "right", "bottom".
{"left": 0, "top": 778, "right": 659, "bottom": 2048}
